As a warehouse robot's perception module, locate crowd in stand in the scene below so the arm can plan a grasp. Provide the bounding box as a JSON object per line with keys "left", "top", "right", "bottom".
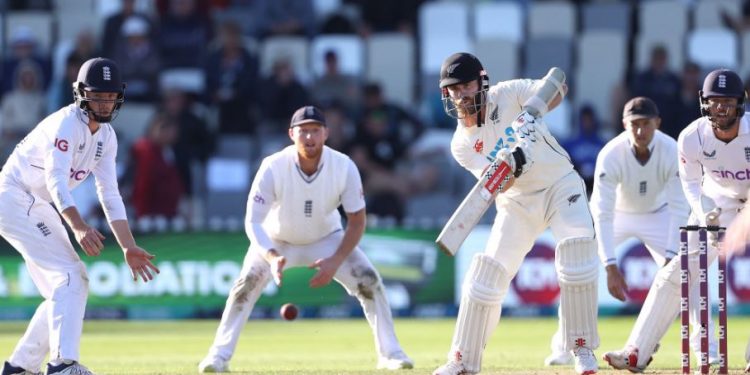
{"left": 0, "top": 0, "right": 749, "bottom": 227}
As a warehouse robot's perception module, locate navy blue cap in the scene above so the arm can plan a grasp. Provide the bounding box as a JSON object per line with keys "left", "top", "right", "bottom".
{"left": 290, "top": 105, "right": 326, "bottom": 127}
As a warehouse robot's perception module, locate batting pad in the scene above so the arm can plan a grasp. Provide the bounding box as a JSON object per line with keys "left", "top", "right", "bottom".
{"left": 556, "top": 237, "right": 599, "bottom": 351}
{"left": 450, "top": 254, "right": 508, "bottom": 373}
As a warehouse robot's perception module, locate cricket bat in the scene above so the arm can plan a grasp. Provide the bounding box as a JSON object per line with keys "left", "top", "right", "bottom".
{"left": 436, "top": 67, "right": 566, "bottom": 256}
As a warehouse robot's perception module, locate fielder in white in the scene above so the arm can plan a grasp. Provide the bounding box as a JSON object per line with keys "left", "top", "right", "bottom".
{"left": 0, "top": 57, "right": 160, "bottom": 375}
{"left": 433, "top": 52, "right": 599, "bottom": 375}
{"left": 198, "top": 105, "right": 413, "bottom": 373}
{"left": 602, "top": 69, "right": 750, "bottom": 372}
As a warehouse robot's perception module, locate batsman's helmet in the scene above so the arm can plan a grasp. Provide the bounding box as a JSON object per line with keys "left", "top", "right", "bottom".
{"left": 699, "top": 68, "right": 746, "bottom": 118}
{"left": 73, "top": 57, "right": 126, "bottom": 123}
{"left": 439, "top": 52, "right": 489, "bottom": 119}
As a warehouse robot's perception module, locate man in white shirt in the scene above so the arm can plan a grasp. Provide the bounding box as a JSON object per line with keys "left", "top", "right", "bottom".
{"left": 432, "top": 52, "right": 599, "bottom": 375}
{"left": 198, "top": 106, "right": 413, "bottom": 373}
{"left": 0, "top": 57, "right": 160, "bottom": 375}
{"left": 724, "top": 194, "right": 750, "bottom": 374}
{"left": 602, "top": 69, "right": 750, "bottom": 372}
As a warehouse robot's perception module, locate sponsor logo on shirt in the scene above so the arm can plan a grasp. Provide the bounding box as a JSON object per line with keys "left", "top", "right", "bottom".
{"left": 702, "top": 149, "right": 716, "bottom": 159}
{"left": 711, "top": 169, "right": 750, "bottom": 180}
{"left": 54, "top": 138, "right": 69, "bottom": 152}
{"left": 69, "top": 168, "right": 89, "bottom": 181}
{"left": 78, "top": 143, "right": 85, "bottom": 153}
{"left": 567, "top": 194, "right": 581, "bottom": 205}
{"left": 253, "top": 193, "right": 265, "bottom": 205}
{"left": 489, "top": 105, "right": 499, "bottom": 122}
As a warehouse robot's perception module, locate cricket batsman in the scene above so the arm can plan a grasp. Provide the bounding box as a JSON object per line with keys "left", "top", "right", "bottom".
{"left": 432, "top": 52, "right": 599, "bottom": 375}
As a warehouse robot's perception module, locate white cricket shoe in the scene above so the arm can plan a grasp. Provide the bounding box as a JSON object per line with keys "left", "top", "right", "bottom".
{"left": 544, "top": 350, "right": 573, "bottom": 366}
{"left": 45, "top": 361, "right": 94, "bottom": 375}
{"left": 602, "top": 346, "right": 651, "bottom": 373}
{"left": 573, "top": 347, "right": 598, "bottom": 375}
{"left": 432, "top": 361, "right": 472, "bottom": 375}
{"left": 198, "top": 357, "right": 229, "bottom": 373}
{"left": 377, "top": 352, "right": 414, "bottom": 370}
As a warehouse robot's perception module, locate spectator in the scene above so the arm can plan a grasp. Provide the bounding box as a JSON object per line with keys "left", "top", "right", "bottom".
{"left": 258, "top": 57, "right": 310, "bottom": 133}
{"left": 348, "top": 0, "right": 424, "bottom": 37}
{"left": 1, "top": 60, "right": 47, "bottom": 155}
{"left": 2, "top": 26, "right": 51, "bottom": 99}
{"left": 360, "top": 82, "right": 424, "bottom": 145}
{"left": 311, "top": 50, "right": 361, "bottom": 114}
{"left": 128, "top": 114, "right": 185, "bottom": 219}
{"left": 322, "top": 102, "right": 356, "bottom": 152}
{"left": 254, "top": 0, "right": 315, "bottom": 39}
{"left": 158, "top": 0, "right": 213, "bottom": 69}
{"left": 205, "top": 20, "right": 259, "bottom": 135}
{"left": 161, "top": 88, "right": 215, "bottom": 203}
{"left": 113, "top": 16, "right": 161, "bottom": 103}
{"left": 629, "top": 45, "right": 682, "bottom": 139}
{"left": 47, "top": 54, "right": 85, "bottom": 113}
{"left": 67, "top": 29, "right": 99, "bottom": 64}
{"left": 562, "top": 105, "right": 606, "bottom": 196}
{"left": 101, "top": 0, "right": 155, "bottom": 59}
{"left": 679, "top": 61, "right": 702, "bottom": 129}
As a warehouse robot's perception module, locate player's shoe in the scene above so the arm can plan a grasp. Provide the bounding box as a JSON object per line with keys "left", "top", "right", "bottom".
{"left": 1, "top": 361, "right": 42, "bottom": 375}
{"left": 544, "top": 350, "right": 573, "bottom": 366}
{"left": 45, "top": 361, "right": 94, "bottom": 375}
{"left": 602, "top": 346, "right": 654, "bottom": 373}
{"left": 377, "top": 351, "right": 414, "bottom": 370}
{"left": 573, "top": 346, "right": 598, "bottom": 375}
{"left": 432, "top": 360, "right": 473, "bottom": 375}
{"left": 198, "top": 356, "right": 229, "bottom": 373}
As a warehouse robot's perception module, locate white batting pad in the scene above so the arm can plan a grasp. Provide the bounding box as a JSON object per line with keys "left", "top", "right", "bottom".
{"left": 556, "top": 237, "right": 599, "bottom": 351}
{"left": 449, "top": 254, "right": 508, "bottom": 373}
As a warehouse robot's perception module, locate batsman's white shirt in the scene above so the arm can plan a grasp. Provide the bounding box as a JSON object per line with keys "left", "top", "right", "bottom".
{"left": 0, "top": 104, "right": 126, "bottom": 221}
{"left": 590, "top": 130, "right": 689, "bottom": 265}
{"left": 245, "top": 145, "right": 365, "bottom": 249}
{"left": 451, "top": 79, "right": 575, "bottom": 197}
{"left": 678, "top": 113, "right": 750, "bottom": 219}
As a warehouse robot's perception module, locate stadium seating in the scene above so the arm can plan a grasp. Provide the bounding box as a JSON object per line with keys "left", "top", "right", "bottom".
{"left": 528, "top": 1, "right": 576, "bottom": 38}
{"left": 367, "top": 33, "right": 415, "bottom": 106}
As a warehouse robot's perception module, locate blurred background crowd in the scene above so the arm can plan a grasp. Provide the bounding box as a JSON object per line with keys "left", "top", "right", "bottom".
{"left": 0, "top": 0, "right": 747, "bottom": 230}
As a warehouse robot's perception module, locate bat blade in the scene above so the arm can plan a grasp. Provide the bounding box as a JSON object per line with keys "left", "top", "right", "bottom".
{"left": 436, "top": 161, "right": 512, "bottom": 255}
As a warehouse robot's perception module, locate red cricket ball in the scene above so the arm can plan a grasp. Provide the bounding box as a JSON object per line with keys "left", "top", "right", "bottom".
{"left": 280, "top": 303, "right": 298, "bottom": 321}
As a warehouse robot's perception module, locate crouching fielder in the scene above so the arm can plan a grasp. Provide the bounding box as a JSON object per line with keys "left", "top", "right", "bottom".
{"left": 602, "top": 69, "right": 750, "bottom": 372}
{"left": 433, "top": 52, "right": 599, "bottom": 375}
{"left": 0, "top": 57, "right": 160, "bottom": 375}
{"left": 198, "top": 106, "right": 413, "bottom": 373}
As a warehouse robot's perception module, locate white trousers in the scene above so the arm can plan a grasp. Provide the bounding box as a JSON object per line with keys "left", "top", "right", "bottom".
{"left": 206, "top": 230, "right": 405, "bottom": 362}
{"left": 0, "top": 184, "right": 89, "bottom": 370}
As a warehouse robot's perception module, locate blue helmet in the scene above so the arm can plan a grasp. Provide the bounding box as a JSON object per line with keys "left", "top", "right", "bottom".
{"left": 699, "top": 68, "right": 746, "bottom": 119}
{"left": 72, "top": 57, "right": 126, "bottom": 122}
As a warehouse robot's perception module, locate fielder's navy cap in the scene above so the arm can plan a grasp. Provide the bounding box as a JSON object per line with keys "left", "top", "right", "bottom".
{"left": 623, "top": 96, "right": 659, "bottom": 121}
{"left": 290, "top": 105, "right": 326, "bottom": 127}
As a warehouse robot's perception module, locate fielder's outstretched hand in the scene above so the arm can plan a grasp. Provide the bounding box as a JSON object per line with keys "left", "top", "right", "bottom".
{"left": 73, "top": 224, "right": 106, "bottom": 256}
{"left": 269, "top": 254, "right": 286, "bottom": 287}
{"left": 605, "top": 264, "right": 628, "bottom": 302}
{"left": 124, "top": 247, "right": 160, "bottom": 282}
{"left": 309, "top": 256, "right": 342, "bottom": 288}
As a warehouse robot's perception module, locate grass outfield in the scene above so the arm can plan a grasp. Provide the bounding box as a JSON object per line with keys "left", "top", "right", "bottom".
{"left": 0, "top": 317, "right": 748, "bottom": 374}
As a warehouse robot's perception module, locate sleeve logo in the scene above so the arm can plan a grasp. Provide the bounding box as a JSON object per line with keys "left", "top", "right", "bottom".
{"left": 54, "top": 138, "right": 69, "bottom": 152}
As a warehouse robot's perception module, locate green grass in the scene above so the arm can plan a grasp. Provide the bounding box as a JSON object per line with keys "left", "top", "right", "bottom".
{"left": 0, "top": 317, "right": 748, "bottom": 374}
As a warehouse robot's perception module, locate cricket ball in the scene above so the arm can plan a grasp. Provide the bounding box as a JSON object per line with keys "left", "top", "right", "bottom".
{"left": 280, "top": 303, "right": 298, "bottom": 321}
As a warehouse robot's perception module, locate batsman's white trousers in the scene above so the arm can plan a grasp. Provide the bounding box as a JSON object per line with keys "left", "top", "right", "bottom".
{"left": 0, "top": 184, "right": 89, "bottom": 371}
{"left": 550, "top": 206, "right": 718, "bottom": 358}
{"left": 453, "top": 172, "right": 598, "bottom": 357}
{"left": 206, "top": 230, "right": 405, "bottom": 362}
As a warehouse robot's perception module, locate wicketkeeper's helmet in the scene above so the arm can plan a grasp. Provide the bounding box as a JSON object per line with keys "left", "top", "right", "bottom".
{"left": 73, "top": 57, "right": 126, "bottom": 123}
